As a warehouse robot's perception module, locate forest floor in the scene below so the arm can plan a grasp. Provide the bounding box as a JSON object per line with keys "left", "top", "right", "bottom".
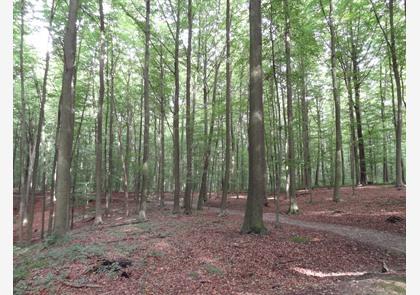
{"left": 13, "top": 185, "right": 406, "bottom": 294}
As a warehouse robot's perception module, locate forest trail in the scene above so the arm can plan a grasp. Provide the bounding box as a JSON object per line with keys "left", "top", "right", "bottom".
{"left": 201, "top": 205, "right": 406, "bottom": 254}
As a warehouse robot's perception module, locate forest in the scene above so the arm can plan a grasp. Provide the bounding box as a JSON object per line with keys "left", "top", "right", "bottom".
{"left": 13, "top": 0, "right": 406, "bottom": 294}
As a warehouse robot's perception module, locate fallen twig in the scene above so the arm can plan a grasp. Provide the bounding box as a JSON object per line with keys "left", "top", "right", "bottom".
{"left": 60, "top": 280, "right": 102, "bottom": 288}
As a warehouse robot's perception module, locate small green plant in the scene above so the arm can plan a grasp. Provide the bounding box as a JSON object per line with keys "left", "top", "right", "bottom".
{"left": 42, "top": 233, "right": 71, "bottom": 247}
{"left": 188, "top": 271, "right": 200, "bottom": 280}
{"left": 148, "top": 250, "right": 164, "bottom": 257}
{"left": 204, "top": 263, "right": 224, "bottom": 276}
{"left": 290, "top": 235, "right": 310, "bottom": 244}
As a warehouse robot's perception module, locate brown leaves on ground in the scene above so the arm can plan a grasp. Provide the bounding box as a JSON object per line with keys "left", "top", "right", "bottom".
{"left": 207, "top": 185, "right": 406, "bottom": 235}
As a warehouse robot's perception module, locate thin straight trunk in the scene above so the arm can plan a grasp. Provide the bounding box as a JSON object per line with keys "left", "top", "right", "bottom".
{"left": 25, "top": 0, "right": 58, "bottom": 243}
{"left": 106, "top": 44, "right": 115, "bottom": 216}
{"left": 53, "top": 0, "right": 79, "bottom": 236}
{"left": 94, "top": 0, "right": 105, "bottom": 225}
{"left": 380, "top": 64, "right": 389, "bottom": 183}
{"left": 388, "top": 0, "right": 403, "bottom": 187}
{"left": 300, "top": 63, "right": 312, "bottom": 201}
{"left": 184, "top": 0, "right": 193, "bottom": 215}
{"left": 172, "top": 0, "right": 181, "bottom": 214}
{"left": 221, "top": 0, "right": 231, "bottom": 215}
{"left": 328, "top": 0, "right": 342, "bottom": 202}
{"left": 18, "top": 0, "right": 28, "bottom": 243}
{"left": 139, "top": 0, "right": 150, "bottom": 221}
{"left": 40, "top": 167, "right": 46, "bottom": 240}
{"left": 241, "top": 0, "right": 267, "bottom": 234}
{"left": 315, "top": 96, "right": 322, "bottom": 187}
{"left": 284, "top": 0, "right": 298, "bottom": 214}
{"left": 198, "top": 61, "right": 221, "bottom": 210}
{"left": 159, "top": 48, "right": 165, "bottom": 207}
{"left": 351, "top": 27, "right": 367, "bottom": 185}
{"left": 269, "top": 2, "right": 281, "bottom": 222}
{"left": 47, "top": 94, "right": 62, "bottom": 235}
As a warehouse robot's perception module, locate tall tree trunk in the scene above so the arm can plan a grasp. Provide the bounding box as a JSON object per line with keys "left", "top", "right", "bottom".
{"left": 388, "top": 0, "right": 403, "bottom": 187}
{"left": 18, "top": 0, "right": 28, "bottom": 243}
{"left": 221, "top": 0, "right": 231, "bottom": 215}
{"left": 184, "top": 0, "right": 193, "bottom": 215}
{"left": 380, "top": 64, "right": 389, "bottom": 183}
{"left": 300, "top": 63, "right": 312, "bottom": 201}
{"left": 53, "top": 0, "right": 79, "bottom": 236}
{"left": 25, "top": 0, "right": 58, "bottom": 243}
{"left": 106, "top": 43, "right": 115, "bottom": 216}
{"left": 198, "top": 61, "right": 221, "bottom": 210}
{"left": 326, "top": 0, "right": 342, "bottom": 202}
{"left": 350, "top": 28, "right": 367, "bottom": 185}
{"left": 284, "top": 0, "right": 298, "bottom": 214}
{"left": 94, "top": 0, "right": 105, "bottom": 225}
{"left": 241, "top": 0, "right": 267, "bottom": 234}
{"left": 269, "top": 1, "right": 281, "bottom": 223}
{"left": 139, "top": 0, "right": 150, "bottom": 221}
{"left": 159, "top": 48, "right": 166, "bottom": 207}
{"left": 172, "top": 0, "right": 181, "bottom": 214}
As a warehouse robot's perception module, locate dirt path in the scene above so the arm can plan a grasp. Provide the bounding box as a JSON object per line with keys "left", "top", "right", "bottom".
{"left": 200, "top": 205, "right": 406, "bottom": 254}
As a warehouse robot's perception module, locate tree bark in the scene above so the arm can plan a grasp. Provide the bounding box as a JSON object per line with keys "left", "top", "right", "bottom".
{"left": 172, "top": 0, "right": 181, "bottom": 214}
{"left": 53, "top": 0, "right": 79, "bottom": 236}
{"left": 139, "top": 0, "right": 150, "bottom": 221}
{"left": 284, "top": 0, "right": 298, "bottom": 214}
{"left": 241, "top": 0, "right": 267, "bottom": 234}
{"left": 220, "top": 0, "right": 231, "bottom": 215}
{"left": 94, "top": 0, "right": 105, "bottom": 225}
{"left": 184, "top": 0, "right": 193, "bottom": 215}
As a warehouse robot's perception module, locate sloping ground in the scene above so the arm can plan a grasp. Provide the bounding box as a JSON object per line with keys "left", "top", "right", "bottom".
{"left": 206, "top": 185, "right": 406, "bottom": 234}
{"left": 14, "top": 205, "right": 405, "bottom": 295}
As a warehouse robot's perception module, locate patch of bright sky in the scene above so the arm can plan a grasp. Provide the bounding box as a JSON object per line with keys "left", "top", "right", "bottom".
{"left": 25, "top": 0, "right": 51, "bottom": 58}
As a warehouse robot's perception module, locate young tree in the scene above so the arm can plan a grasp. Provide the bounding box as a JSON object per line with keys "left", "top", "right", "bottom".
{"left": 220, "top": 0, "right": 231, "bottom": 216}
{"left": 320, "top": 0, "right": 342, "bottom": 201}
{"left": 241, "top": 0, "right": 267, "bottom": 234}
{"left": 184, "top": 0, "right": 193, "bottom": 215}
{"left": 139, "top": 0, "right": 151, "bottom": 221}
{"left": 94, "top": 0, "right": 106, "bottom": 225}
{"left": 284, "top": 0, "right": 298, "bottom": 214}
{"left": 172, "top": 0, "right": 181, "bottom": 214}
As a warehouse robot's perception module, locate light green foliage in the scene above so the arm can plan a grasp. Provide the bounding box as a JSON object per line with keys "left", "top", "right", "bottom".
{"left": 290, "top": 235, "right": 310, "bottom": 244}
{"left": 203, "top": 263, "right": 224, "bottom": 276}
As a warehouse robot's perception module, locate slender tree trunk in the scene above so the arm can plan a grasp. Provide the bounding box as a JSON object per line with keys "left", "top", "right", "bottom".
{"left": 139, "top": 0, "right": 150, "bottom": 221}
{"left": 53, "top": 0, "right": 79, "bottom": 236}
{"left": 388, "top": 0, "right": 403, "bottom": 187}
{"left": 241, "top": 0, "right": 267, "bottom": 234}
{"left": 184, "top": 0, "right": 193, "bottom": 215}
{"left": 159, "top": 48, "right": 166, "bottom": 207}
{"left": 350, "top": 28, "right": 367, "bottom": 185}
{"left": 18, "top": 0, "right": 28, "bottom": 243}
{"left": 94, "top": 0, "right": 105, "bottom": 225}
{"left": 284, "top": 0, "right": 298, "bottom": 214}
{"left": 106, "top": 44, "right": 115, "bottom": 216}
{"left": 380, "top": 64, "right": 389, "bottom": 183}
{"left": 299, "top": 63, "right": 312, "bottom": 202}
{"left": 326, "top": 0, "right": 342, "bottom": 202}
{"left": 198, "top": 61, "right": 221, "bottom": 210}
{"left": 172, "top": 0, "right": 181, "bottom": 214}
{"left": 221, "top": 0, "right": 231, "bottom": 215}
